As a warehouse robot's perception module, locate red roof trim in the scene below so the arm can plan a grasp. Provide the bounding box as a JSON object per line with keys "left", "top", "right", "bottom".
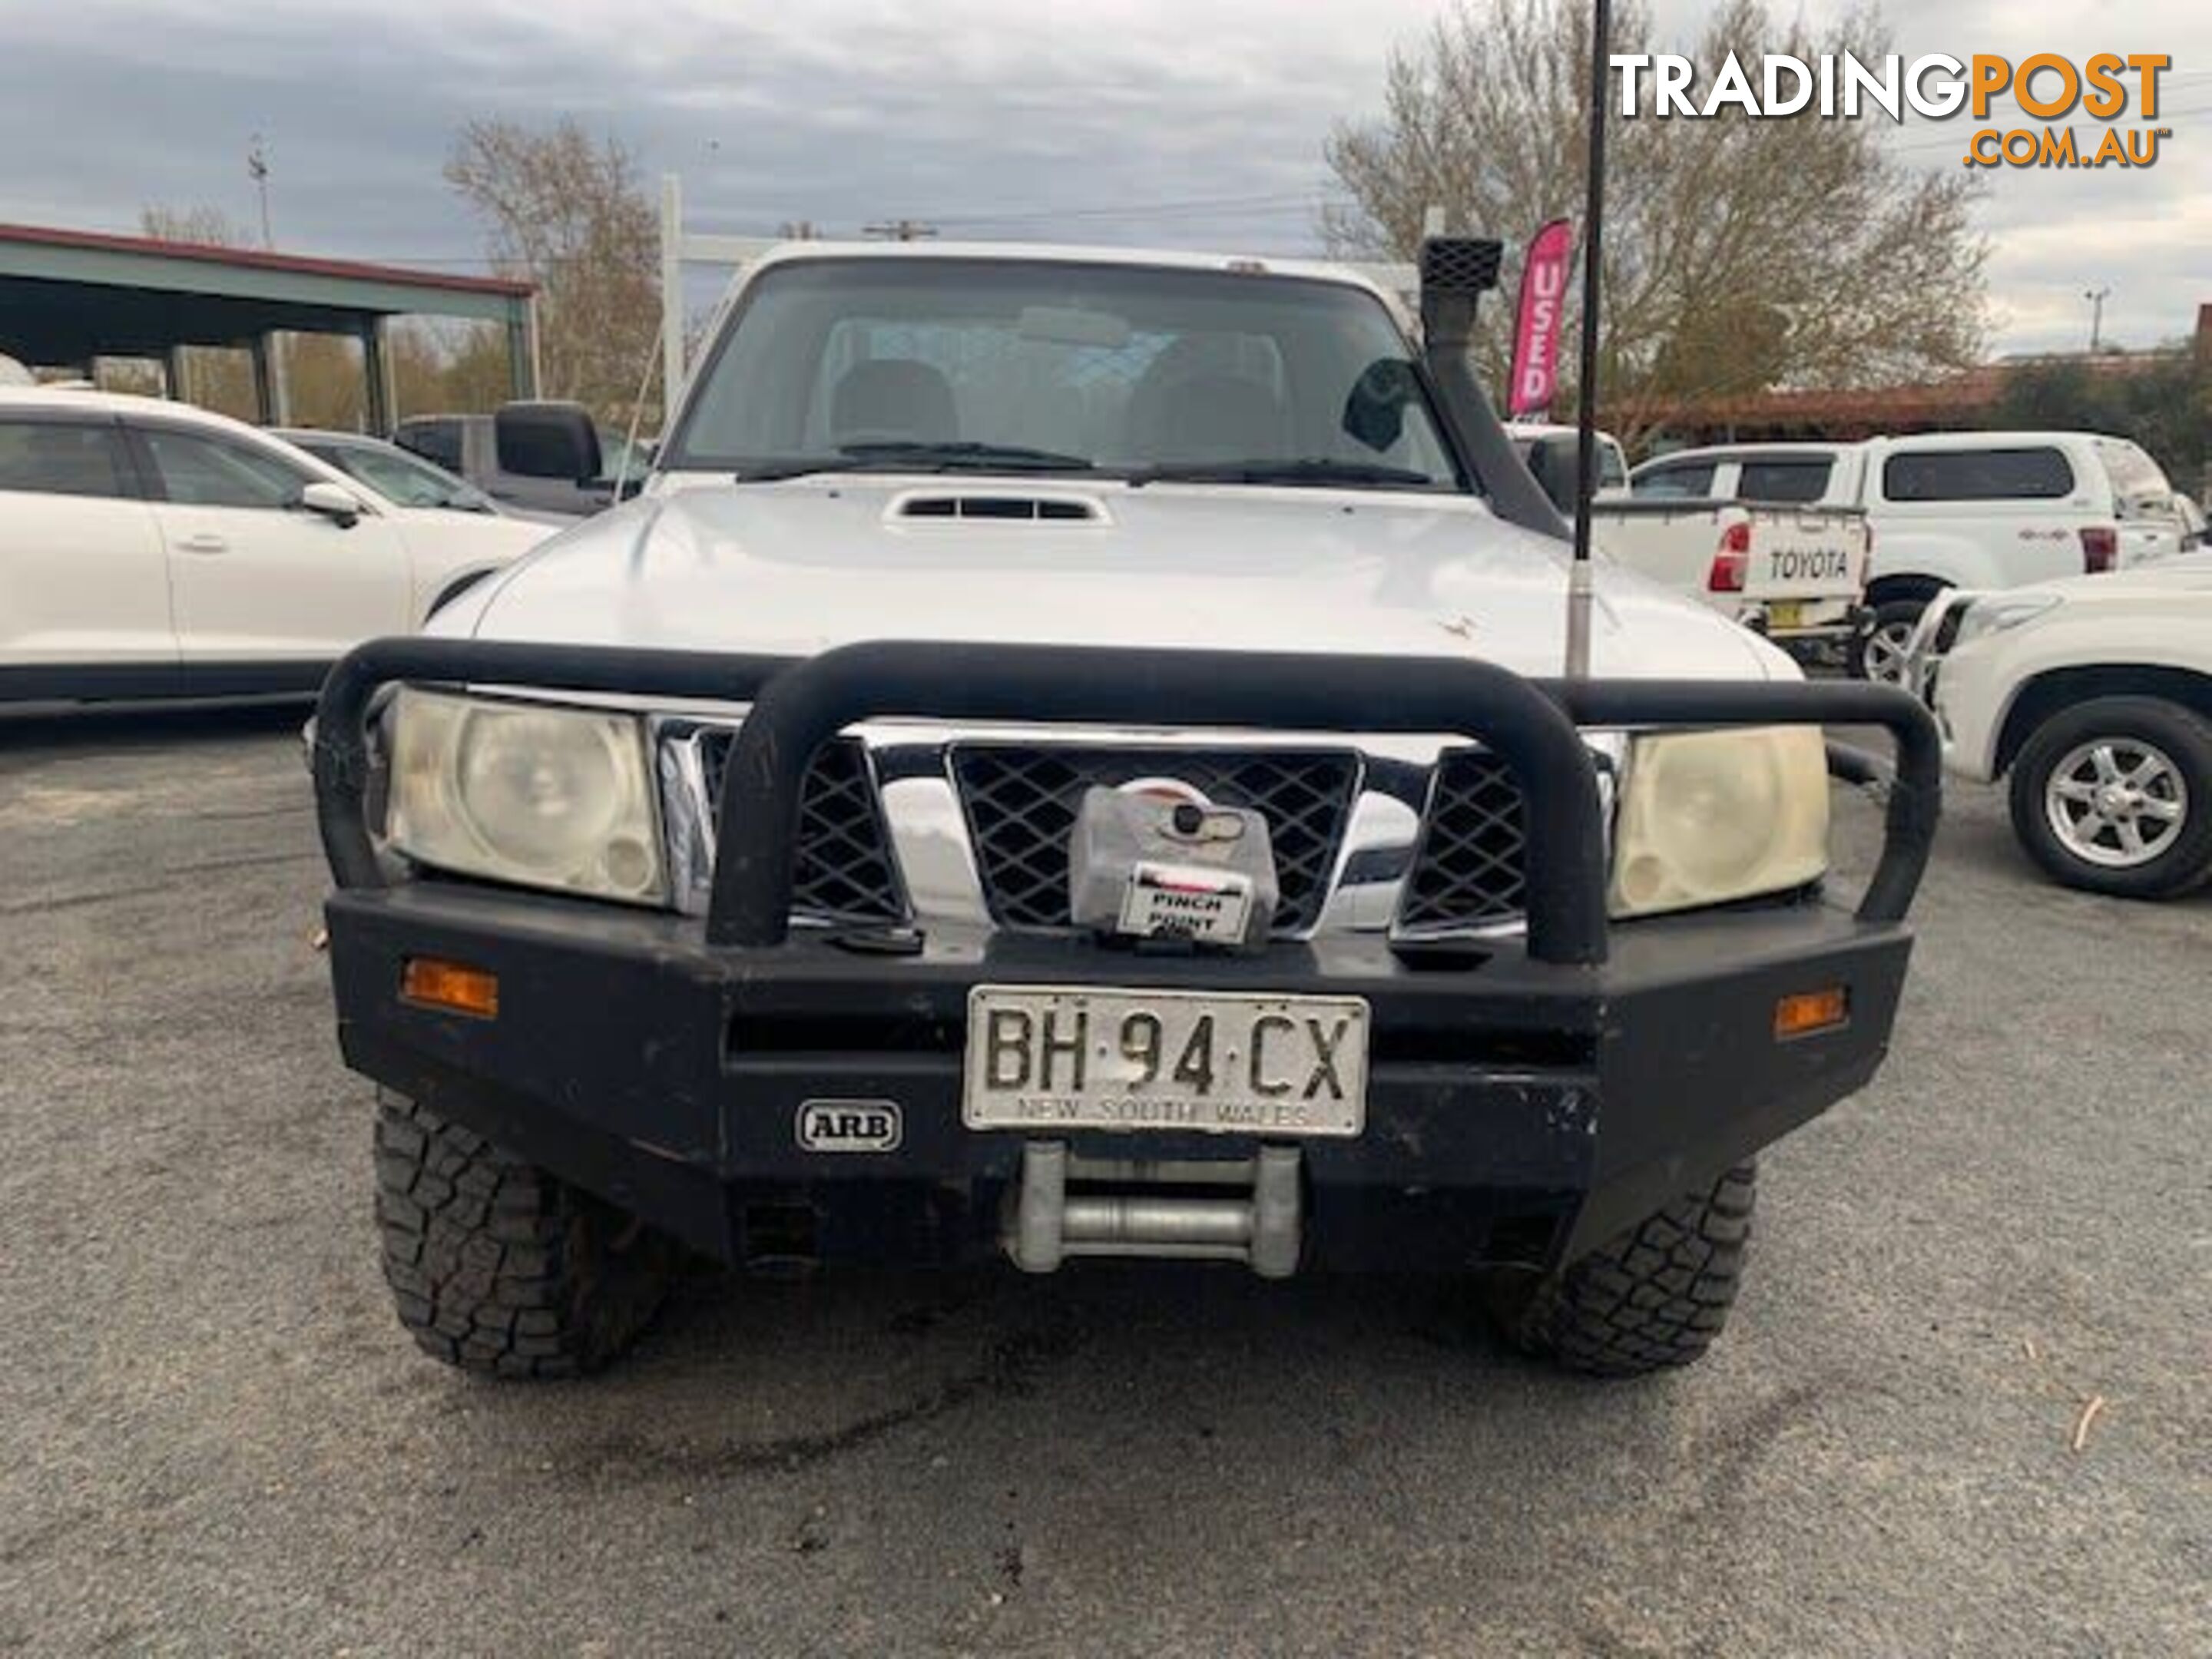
{"left": 0, "top": 221, "right": 533, "bottom": 299}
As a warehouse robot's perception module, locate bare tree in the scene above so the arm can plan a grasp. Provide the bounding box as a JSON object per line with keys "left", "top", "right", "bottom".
{"left": 140, "top": 204, "right": 257, "bottom": 248}
{"left": 1324, "top": 0, "right": 1987, "bottom": 445}
{"left": 444, "top": 118, "right": 661, "bottom": 426}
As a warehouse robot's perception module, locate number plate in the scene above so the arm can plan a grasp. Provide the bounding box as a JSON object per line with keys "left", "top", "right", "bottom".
{"left": 1765, "top": 600, "right": 1806, "bottom": 631}
{"left": 962, "top": 985, "right": 1369, "bottom": 1137}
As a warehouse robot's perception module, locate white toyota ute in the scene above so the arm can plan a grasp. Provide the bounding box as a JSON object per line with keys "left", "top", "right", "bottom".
{"left": 1631, "top": 432, "right": 2186, "bottom": 681}
{"left": 1508, "top": 423, "right": 1871, "bottom": 661}
{"left": 309, "top": 240, "right": 1939, "bottom": 1382}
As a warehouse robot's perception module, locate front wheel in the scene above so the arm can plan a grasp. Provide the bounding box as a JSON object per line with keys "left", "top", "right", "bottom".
{"left": 2008, "top": 696, "right": 2212, "bottom": 899}
{"left": 1846, "top": 598, "right": 1926, "bottom": 684}
{"left": 1498, "top": 1164, "right": 1756, "bottom": 1378}
{"left": 375, "top": 1098, "right": 680, "bottom": 1377}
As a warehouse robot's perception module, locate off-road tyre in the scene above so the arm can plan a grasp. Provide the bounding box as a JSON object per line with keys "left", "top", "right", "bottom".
{"left": 2007, "top": 696, "right": 2212, "bottom": 900}
{"left": 1505, "top": 1162, "right": 1756, "bottom": 1378}
{"left": 374, "top": 1096, "right": 679, "bottom": 1378}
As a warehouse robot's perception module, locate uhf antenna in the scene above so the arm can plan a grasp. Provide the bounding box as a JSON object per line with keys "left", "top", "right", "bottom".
{"left": 1565, "top": 0, "right": 1611, "bottom": 679}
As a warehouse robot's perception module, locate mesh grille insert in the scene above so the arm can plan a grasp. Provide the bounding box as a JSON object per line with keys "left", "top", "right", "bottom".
{"left": 951, "top": 746, "right": 1359, "bottom": 932}
{"left": 1398, "top": 749, "right": 1528, "bottom": 931}
{"left": 697, "top": 731, "right": 906, "bottom": 926}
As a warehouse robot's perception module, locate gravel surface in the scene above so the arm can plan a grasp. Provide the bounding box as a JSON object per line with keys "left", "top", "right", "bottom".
{"left": 2, "top": 702, "right": 2205, "bottom": 1657}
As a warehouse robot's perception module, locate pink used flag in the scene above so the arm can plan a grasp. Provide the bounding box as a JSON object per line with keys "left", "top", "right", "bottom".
{"left": 1505, "top": 218, "right": 1575, "bottom": 420}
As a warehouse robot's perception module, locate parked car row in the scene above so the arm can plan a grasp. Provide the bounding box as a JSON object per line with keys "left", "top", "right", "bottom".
{"left": 0, "top": 389, "right": 552, "bottom": 702}
{"left": 1630, "top": 431, "right": 2188, "bottom": 680}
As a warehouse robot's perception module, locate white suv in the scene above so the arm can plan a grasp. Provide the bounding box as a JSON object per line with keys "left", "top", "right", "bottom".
{"left": 1631, "top": 432, "right": 2185, "bottom": 680}
{"left": 0, "top": 390, "right": 551, "bottom": 703}
{"left": 1916, "top": 558, "right": 2212, "bottom": 899}
{"left": 306, "top": 240, "right": 1942, "bottom": 1384}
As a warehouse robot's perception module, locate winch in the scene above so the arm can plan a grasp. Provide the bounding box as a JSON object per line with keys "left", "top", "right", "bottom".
{"left": 1066, "top": 785, "right": 1279, "bottom": 949}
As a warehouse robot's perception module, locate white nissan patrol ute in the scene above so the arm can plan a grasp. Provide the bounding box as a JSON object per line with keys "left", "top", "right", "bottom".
{"left": 311, "top": 240, "right": 1939, "bottom": 1380}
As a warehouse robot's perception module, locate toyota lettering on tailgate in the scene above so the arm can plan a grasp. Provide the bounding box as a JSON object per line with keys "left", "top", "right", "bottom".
{"left": 1767, "top": 545, "right": 1853, "bottom": 582}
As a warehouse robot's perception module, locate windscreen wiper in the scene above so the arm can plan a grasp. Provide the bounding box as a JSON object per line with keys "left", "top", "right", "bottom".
{"left": 736, "top": 442, "right": 1101, "bottom": 482}
{"left": 1122, "top": 458, "right": 1444, "bottom": 489}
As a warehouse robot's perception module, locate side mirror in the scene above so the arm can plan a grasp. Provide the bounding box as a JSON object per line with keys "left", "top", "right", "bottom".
{"left": 1520, "top": 440, "right": 1592, "bottom": 515}
{"left": 495, "top": 401, "right": 602, "bottom": 483}
{"left": 300, "top": 480, "right": 363, "bottom": 527}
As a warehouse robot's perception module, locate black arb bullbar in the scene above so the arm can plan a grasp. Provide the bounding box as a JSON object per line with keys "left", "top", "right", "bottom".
{"left": 313, "top": 636, "right": 1940, "bottom": 964}
{"left": 313, "top": 637, "right": 1938, "bottom": 1271}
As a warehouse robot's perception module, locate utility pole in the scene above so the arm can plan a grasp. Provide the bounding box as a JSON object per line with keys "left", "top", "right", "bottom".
{"left": 863, "top": 219, "right": 939, "bottom": 242}
{"left": 247, "top": 134, "right": 273, "bottom": 248}
{"left": 2085, "top": 286, "right": 2112, "bottom": 353}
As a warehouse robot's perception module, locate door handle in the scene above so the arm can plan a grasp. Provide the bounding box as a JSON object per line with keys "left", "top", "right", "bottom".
{"left": 175, "top": 535, "right": 229, "bottom": 555}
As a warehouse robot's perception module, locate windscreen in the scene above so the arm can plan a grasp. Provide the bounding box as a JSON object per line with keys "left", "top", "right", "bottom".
{"left": 315, "top": 442, "right": 488, "bottom": 512}
{"left": 669, "top": 258, "right": 1461, "bottom": 487}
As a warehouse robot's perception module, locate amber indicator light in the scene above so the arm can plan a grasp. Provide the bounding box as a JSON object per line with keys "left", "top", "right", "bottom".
{"left": 400, "top": 957, "right": 500, "bottom": 1019}
{"left": 1773, "top": 986, "right": 1848, "bottom": 1041}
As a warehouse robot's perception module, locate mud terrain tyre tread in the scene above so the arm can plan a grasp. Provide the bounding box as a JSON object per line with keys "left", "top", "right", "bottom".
{"left": 374, "top": 1097, "right": 677, "bottom": 1378}
{"left": 1510, "top": 1162, "right": 1756, "bottom": 1378}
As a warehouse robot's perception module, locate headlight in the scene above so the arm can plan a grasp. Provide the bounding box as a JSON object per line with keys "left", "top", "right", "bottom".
{"left": 1610, "top": 727, "right": 1828, "bottom": 918}
{"left": 1952, "top": 592, "right": 2061, "bottom": 647}
{"left": 386, "top": 688, "right": 667, "bottom": 905}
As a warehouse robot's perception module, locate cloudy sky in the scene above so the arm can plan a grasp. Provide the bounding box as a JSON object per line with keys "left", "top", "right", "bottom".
{"left": 2, "top": 0, "right": 2204, "bottom": 357}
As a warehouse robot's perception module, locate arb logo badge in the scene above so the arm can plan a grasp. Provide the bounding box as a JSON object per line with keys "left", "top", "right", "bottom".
{"left": 796, "top": 1099, "right": 903, "bottom": 1152}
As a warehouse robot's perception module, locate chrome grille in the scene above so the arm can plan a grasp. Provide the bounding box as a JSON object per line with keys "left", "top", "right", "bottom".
{"left": 1397, "top": 750, "right": 1527, "bottom": 932}
{"left": 696, "top": 731, "right": 906, "bottom": 926}
{"left": 950, "top": 746, "right": 1359, "bottom": 932}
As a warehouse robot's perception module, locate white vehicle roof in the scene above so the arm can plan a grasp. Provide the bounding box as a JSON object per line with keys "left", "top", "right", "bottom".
{"left": 1504, "top": 422, "right": 1622, "bottom": 442}
{"left": 0, "top": 386, "right": 405, "bottom": 508}
{"left": 1637, "top": 432, "right": 2145, "bottom": 471}
{"left": 1634, "top": 441, "right": 1844, "bottom": 467}
{"left": 707, "top": 240, "right": 1419, "bottom": 336}
{"left": 732, "top": 237, "right": 1396, "bottom": 298}
{"left": 0, "top": 383, "right": 293, "bottom": 434}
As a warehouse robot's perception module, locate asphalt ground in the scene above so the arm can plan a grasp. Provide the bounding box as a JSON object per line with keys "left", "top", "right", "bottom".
{"left": 2, "top": 701, "right": 2205, "bottom": 1657}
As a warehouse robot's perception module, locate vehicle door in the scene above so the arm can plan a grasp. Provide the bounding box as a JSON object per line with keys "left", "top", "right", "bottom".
{"left": 131, "top": 421, "right": 413, "bottom": 664}
{"left": 0, "top": 412, "right": 173, "bottom": 677}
